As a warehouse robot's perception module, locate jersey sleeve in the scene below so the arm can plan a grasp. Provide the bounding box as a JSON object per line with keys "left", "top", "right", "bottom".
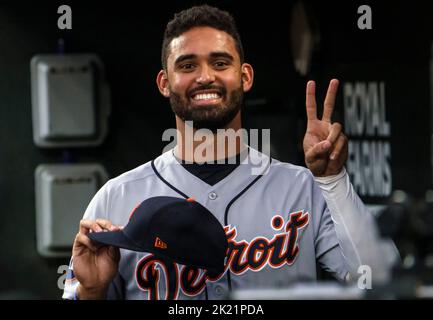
{"left": 62, "top": 258, "right": 79, "bottom": 300}
{"left": 62, "top": 181, "right": 121, "bottom": 300}
{"left": 313, "top": 191, "right": 349, "bottom": 282}
{"left": 314, "top": 167, "right": 398, "bottom": 284}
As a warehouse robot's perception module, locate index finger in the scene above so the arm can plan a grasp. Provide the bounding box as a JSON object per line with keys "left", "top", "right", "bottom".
{"left": 306, "top": 80, "right": 317, "bottom": 120}
{"left": 95, "top": 219, "right": 123, "bottom": 232}
{"left": 322, "top": 79, "right": 339, "bottom": 122}
{"left": 79, "top": 219, "right": 93, "bottom": 234}
{"left": 79, "top": 219, "right": 120, "bottom": 234}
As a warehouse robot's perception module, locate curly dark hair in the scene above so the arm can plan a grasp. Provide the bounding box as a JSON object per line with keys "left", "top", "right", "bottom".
{"left": 161, "top": 5, "right": 244, "bottom": 70}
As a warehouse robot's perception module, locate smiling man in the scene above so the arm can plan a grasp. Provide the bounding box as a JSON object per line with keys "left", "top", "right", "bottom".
{"left": 156, "top": 13, "right": 254, "bottom": 163}
{"left": 158, "top": 25, "right": 251, "bottom": 133}
{"left": 63, "top": 5, "right": 397, "bottom": 300}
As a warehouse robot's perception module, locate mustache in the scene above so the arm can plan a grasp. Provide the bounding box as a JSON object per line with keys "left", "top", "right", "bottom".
{"left": 187, "top": 85, "right": 227, "bottom": 97}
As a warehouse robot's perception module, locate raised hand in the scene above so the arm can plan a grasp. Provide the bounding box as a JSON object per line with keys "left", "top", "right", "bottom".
{"left": 73, "top": 219, "right": 122, "bottom": 299}
{"left": 303, "top": 79, "right": 348, "bottom": 177}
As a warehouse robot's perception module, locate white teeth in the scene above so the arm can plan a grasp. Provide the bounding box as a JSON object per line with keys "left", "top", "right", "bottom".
{"left": 193, "top": 93, "right": 220, "bottom": 100}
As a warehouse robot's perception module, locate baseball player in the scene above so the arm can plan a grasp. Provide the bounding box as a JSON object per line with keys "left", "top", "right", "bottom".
{"left": 63, "top": 5, "right": 397, "bottom": 300}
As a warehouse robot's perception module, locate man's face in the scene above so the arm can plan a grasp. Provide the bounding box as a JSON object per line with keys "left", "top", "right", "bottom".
{"left": 159, "top": 27, "right": 252, "bottom": 131}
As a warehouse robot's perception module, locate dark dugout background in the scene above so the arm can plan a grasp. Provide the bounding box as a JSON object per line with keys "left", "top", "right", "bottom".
{"left": 0, "top": 0, "right": 432, "bottom": 298}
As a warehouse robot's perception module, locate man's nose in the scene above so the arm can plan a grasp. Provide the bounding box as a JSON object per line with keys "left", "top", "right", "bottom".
{"left": 195, "top": 65, "right": 215, "bottom": 85}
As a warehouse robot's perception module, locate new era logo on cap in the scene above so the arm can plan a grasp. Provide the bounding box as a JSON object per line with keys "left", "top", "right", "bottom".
{"left": 154, "top": 237, "right": 167, "bottom": 249}
{"left": 87, "top": 196, "right": 228, "bottom": 276}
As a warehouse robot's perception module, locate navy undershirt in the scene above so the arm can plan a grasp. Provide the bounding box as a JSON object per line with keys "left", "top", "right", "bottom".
{"left": 180, "top": 153, "right": 242, "bottom": 186}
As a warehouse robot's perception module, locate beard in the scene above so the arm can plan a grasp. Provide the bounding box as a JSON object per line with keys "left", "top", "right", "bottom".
{"left": 169, "top": 84, "right": 244, "bottom": 132}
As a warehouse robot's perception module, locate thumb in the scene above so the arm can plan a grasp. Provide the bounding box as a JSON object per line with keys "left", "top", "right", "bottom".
{"left": 305, "top": 140, "right": 332, "bottom": 163}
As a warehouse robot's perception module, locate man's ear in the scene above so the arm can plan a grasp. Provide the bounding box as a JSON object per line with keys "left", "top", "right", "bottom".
{"left": 156, "top": 70, "right": 170, "bottom": 97}
{"left": 241, "top": 63, "right": 254, "bottom": 92}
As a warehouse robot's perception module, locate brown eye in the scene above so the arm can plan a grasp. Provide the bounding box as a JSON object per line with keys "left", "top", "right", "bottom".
{"left": 180, "top": 63, "right": 195, "bottom": 70}
{"left": 214, "top": 61, "right": 228, "bottom": 68}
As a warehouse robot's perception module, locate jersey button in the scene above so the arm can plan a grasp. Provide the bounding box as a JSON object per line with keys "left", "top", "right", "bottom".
{"left": 208, "top": 192, "right": 217, "bottom": 200}
{"left": 214, "top": 285, "right": 224, "bottom": 296}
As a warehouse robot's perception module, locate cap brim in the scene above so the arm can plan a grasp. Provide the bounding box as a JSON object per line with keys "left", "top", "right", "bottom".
{"left": 88, "top": 231, "right": 225, "bottom": 275}
{"left": 87, "top": 231, "right": 144, "bottom": 252}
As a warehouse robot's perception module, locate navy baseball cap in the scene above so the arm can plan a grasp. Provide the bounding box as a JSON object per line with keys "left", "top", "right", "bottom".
{"left": 87, "top": 196, "right": 228, "bottom": 276}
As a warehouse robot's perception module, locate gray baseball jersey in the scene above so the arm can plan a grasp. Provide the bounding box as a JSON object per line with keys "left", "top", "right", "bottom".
{"left": 63, "top": 146, "right": 350, "bottom": 300}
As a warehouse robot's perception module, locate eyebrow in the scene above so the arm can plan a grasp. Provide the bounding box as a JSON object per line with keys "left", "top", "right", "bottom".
{"left": 174, "top": 51, "right": 234, "bottom": 65}
{"left": 209, "top": 51, "right": 234, "bottom": 61}
{"left": 174, "top": 54, "right": 197, "bottom": 65}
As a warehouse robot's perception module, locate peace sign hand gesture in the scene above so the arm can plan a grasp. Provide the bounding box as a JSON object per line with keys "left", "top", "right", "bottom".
{"left": 303, "top": 79, "right": 348, "bottom": 177}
